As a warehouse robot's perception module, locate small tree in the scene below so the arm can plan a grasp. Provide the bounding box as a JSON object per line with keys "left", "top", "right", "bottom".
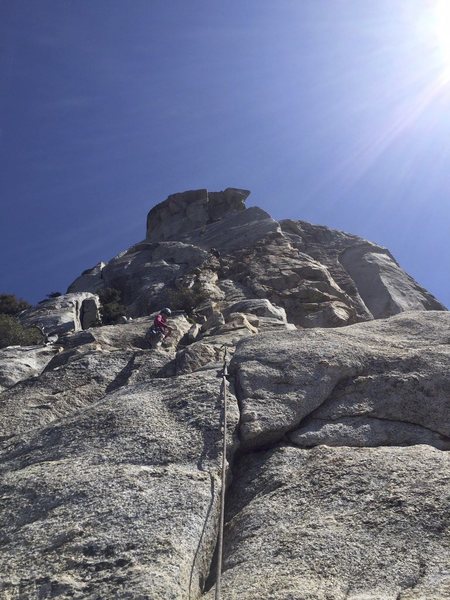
{"left": 0, "top": 294, "right": 31, "bottom": 316}
{"left": 98, "top": 287, "right": 126, "bottom": 325}
{"left": 165, "top": 283, "right": 209, "bottom": 316}
{"left": 0, "top": 314, "right": 44, "bottom": 349}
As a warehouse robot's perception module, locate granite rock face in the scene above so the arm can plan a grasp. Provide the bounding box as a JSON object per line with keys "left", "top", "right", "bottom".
{"left": 209, "top": 445, "right": 450, "bottom": 600}
{"left": 1, "top": 188, "right": 449, "bottom": 599}
{"left": 0, "top": 345, "right": 58, "bottom": 392}
{"left": 19, "top": 292, "right": 100, "bottom": 336}
{"left": 0, "top": 371, "right": 239, "bottom": 600}
{"left": 67, "top": 262, "right": 105, "bottom": 294}
{"left": 281, "top": 219, "right": 444, "bottom": 320}
{"left": 68, "top": 188, "right": 446, "bottom": 326}
{"left": 0, "top": 315, "right": 239, "bottom": 599}
{"left": 232, "top": 311, "right": 450, "bottom": 450}
{"left": 146, "top": 188, "right": 250, "bottom": 243}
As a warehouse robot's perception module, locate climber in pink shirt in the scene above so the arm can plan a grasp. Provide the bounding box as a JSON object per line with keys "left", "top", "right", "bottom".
{"left": 152, "top": 307, "right": 173, "bottom": 338}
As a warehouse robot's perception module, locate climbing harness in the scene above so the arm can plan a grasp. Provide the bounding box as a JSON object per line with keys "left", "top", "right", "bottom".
{"left": 215, "top": 347, "right": 228, "bottom": 600}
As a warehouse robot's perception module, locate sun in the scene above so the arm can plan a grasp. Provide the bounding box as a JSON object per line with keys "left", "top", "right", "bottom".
{"left": 435, "top": 0, "right": 450, "bottom": 80}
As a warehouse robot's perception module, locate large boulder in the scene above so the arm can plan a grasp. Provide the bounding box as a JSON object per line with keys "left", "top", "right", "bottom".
{"left": 232, "top": 311, "right": 450, "bottom": 450}
{"left": 19, "top": 293, "right": 100, "bottom": 336}
{"left": 223, "top": 298, "right": 287, "bottom": 322}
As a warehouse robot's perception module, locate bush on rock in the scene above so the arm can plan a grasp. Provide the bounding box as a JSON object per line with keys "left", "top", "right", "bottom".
{"left": 0, "top": 294, "right": 31, "bottom": 316}
{"left": 0, "top": 314, "right": 44, "bottom": 348}
{"left": 165, "top": 283, "right": 209, "bottom": 316}
{"left": 98, "top": 287, "right": 126, "bottom": 325}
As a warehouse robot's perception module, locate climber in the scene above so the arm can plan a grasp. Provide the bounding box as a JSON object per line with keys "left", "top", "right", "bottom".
{"left": 149, "top": 307, "right": 173, "bottom": 347}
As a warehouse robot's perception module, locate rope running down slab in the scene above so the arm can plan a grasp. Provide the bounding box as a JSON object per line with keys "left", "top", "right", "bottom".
{"left": 215, "top": 347, "right": 228, "bottom": 600}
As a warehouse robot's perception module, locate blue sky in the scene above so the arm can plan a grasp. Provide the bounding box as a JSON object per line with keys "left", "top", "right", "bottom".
{"left": 1, "top": 0, "right": 449, "bottom": 308}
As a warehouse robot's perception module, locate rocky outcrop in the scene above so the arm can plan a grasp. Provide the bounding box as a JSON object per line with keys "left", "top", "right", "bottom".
{"left": 146, "top": 188, "right": 250, "bottom": 243}
{"left": 339, "top": 244, "right": 443, "bottom": 318}
{"left": 96, "top": 241, "right": 210, "bottom": 317}
{"left": 233, "top": 311, "right": 450, "bottom": 450}
{"left": 68, "top": 188, "right": 446, "bottom": 328}
{"left": 67, "top": 262, "right": 105, "bottom": 294}
{"left": 281, "top": 219, "right": 445, "bottom": 319}
{"left": 1, "top": 188, "right": 448, "bottom": 599}
{"left": 19, "top": 292, "right": 100, "bottom": 335}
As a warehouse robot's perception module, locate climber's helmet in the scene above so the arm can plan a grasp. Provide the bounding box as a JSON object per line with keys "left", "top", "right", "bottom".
{"left": 161, "top": 307, "right": 172, "bottom": 317}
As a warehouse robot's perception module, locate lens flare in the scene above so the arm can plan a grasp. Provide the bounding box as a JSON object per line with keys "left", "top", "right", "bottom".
{"left": 436, "top": 0, "right": 450, "bottom": 80}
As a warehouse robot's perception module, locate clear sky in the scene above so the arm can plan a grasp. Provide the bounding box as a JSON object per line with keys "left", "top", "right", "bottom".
{"left": 1, "top": 0, "right": 449, "bottom": 308}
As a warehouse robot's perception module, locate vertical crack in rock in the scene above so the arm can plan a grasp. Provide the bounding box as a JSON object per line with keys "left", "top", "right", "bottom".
{"left": 207, "top": 444, "right": 450, "bottom": 599}
{"left": 200, "top": 369, "right": 241, "bottom": 597}
{"left": 190, "top": 472, "right": 216, "bottom": 598}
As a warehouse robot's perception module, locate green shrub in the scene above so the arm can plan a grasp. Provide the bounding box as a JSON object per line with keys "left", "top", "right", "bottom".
{"left": 165, "top": 284, "right": 209, "bottom": 315}
{"left": 0, "top": 294, "right": 31, "bottom": 316}
{"left": 98, "top": 287, "right": 126, "bottom": 325}
{"left": 0, "top": 314, "right": 44, "bottom": 349}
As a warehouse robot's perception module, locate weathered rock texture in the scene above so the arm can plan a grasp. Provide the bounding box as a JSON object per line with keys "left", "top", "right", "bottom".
{"left": 210, "top": 445, "right": 450, "bottom": 600}
{"left": 68, "top": 188, "right": 446, "bottom": 326}
{"left": 233, "top": 311, "right": 450, "bottom": 450}
{"left": 146, "top": 188, "right": 250, "bottom": 243}
{"left": 0, "top": 316, "right": 239, "bottom": 599}
{"left": 19, "top": 292, "right": 100, "bottom": 336}
{"left": 1, "top": 188, "right": 448, "bottom": 599}
{"left": 0, "top": 345, "right": 58, "bottom": 392}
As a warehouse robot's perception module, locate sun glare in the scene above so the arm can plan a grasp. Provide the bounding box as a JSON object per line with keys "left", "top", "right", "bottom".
{"left": 436, "top": 0, "right": 450, "bottom": 80}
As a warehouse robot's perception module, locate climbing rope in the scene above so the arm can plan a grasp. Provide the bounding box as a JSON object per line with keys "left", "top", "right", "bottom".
{"left": 215, "top": 347, "right": 228, "bottom": 600}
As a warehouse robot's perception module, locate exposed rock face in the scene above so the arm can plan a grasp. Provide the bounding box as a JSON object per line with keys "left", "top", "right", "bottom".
{"left": 19, "top": 292, "right": 100, "bottom": 335}
{"left": 97, "top": 241, "right": 210, "bottom": 317}
{"left": 146, "top": 188, "right": 250, "bottom": 243}
{"left": 281, "top": 219, "right": 444, "bottom": 319}
{"left": 210, "top": 445, "right": 450, "bottom": 600}
{"left": 68, "top": 188, "right": 446, "bottom": 326}
{"left": 67, "top": 262, "right": 105, "bottom": 294}
{"left": 0, "top": 314, "right": 241, "bottom": 600}
{"left": 1, "top": 188, "right": 449, "bottom": 599}
{"left": 233, "top": 311, "right": 450, "bottom": 450}
{"left": 0, "top": 371, "right": 239, "bottom": 600}
{"left": 0, "top": 345, "right": 58, "bottom": 392}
